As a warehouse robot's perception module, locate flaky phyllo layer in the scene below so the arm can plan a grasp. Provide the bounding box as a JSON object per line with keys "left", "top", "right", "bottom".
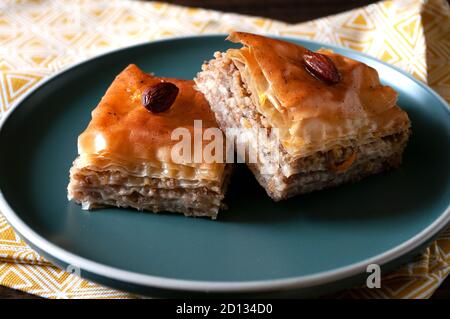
{"left": 68, "top": 157, "right": 231, "bottom": 218}
{"left": 73, "top": 153, "right": 226, "bottom": 186}
{"left": 70, "top": 155, "right": 228, "bottom": 192}
{"left": 225, "top": 32, "right": 411, "bottom": 159}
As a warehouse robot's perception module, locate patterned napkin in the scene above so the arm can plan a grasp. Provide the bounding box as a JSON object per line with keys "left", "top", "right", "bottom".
{"left": 0, "top": 0, "right": 449, "bottom": 299}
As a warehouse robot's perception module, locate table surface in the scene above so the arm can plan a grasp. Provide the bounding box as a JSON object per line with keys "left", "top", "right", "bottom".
{"left": 1, "top": 0, "right": 448, "bottom": 299}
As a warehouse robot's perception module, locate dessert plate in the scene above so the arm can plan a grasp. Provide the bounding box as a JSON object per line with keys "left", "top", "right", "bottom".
{"left": 0, "top": 35, "right": 449, "bottom": 297}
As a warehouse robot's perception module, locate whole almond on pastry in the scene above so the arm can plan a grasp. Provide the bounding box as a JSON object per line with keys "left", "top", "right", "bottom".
{"left": 303, "top": 51, "right": 341, "bottom": 84}
{"left": 141, "top": 82, "right": 179, "bottom": 113}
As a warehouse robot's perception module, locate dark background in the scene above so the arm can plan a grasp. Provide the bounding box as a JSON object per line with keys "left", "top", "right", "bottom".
{"left": 1, "top": 0, "right": 448, "bottom": 299}
{"left": 165, "top": 0, "right": 379, "bottom": 23}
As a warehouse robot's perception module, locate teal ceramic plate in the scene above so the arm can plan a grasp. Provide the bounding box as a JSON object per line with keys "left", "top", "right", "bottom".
{"left": 0, "top": 36, "right": 449, "bottom": 297}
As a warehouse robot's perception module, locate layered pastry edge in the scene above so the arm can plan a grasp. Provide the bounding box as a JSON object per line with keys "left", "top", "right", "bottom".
{"left": 67, "top": 157, "right": 232, "bottom": 218}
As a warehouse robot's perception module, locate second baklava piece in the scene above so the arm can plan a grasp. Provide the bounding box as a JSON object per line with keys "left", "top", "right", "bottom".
{"left": 195, "top": 32, "right": 411, "bottom": 201}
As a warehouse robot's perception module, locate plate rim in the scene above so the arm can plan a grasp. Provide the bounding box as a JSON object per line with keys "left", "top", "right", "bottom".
{"left": 0, "top": 34, "right": 449, "bottom": 293}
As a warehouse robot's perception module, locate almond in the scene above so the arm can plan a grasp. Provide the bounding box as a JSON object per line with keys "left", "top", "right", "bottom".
{"left": 141, "top": 82, "right": 179, "bottom": 113}
{"left": 303, "top": 51, "right": 341, "bottom": 84}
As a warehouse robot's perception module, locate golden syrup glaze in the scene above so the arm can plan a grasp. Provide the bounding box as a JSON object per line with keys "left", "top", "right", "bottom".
{"left": 77, "top": 64, "right": 225, "bottom": 181}
{"left": 226, "top": 32, "right": 410, "bottom": 157}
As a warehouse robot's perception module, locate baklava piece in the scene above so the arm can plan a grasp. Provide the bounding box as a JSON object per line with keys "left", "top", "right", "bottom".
{"left": 195, "top": 32, "right": 410, "bottom": 201}
{"left": 68, "top": 64, "right": 231, "bottom": 218}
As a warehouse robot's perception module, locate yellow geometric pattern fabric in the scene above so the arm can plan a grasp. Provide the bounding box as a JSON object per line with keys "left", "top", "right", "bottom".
{"left": 0, "top": 0, "right": 449, "bottom": 299}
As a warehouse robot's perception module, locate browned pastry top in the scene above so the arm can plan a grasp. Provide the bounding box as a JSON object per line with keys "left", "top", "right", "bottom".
{"left": 78, "top": 64, "right": 225, "bottom": 181}
{"left": 226, "top": 32, "right": 411, "bottom": 157}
